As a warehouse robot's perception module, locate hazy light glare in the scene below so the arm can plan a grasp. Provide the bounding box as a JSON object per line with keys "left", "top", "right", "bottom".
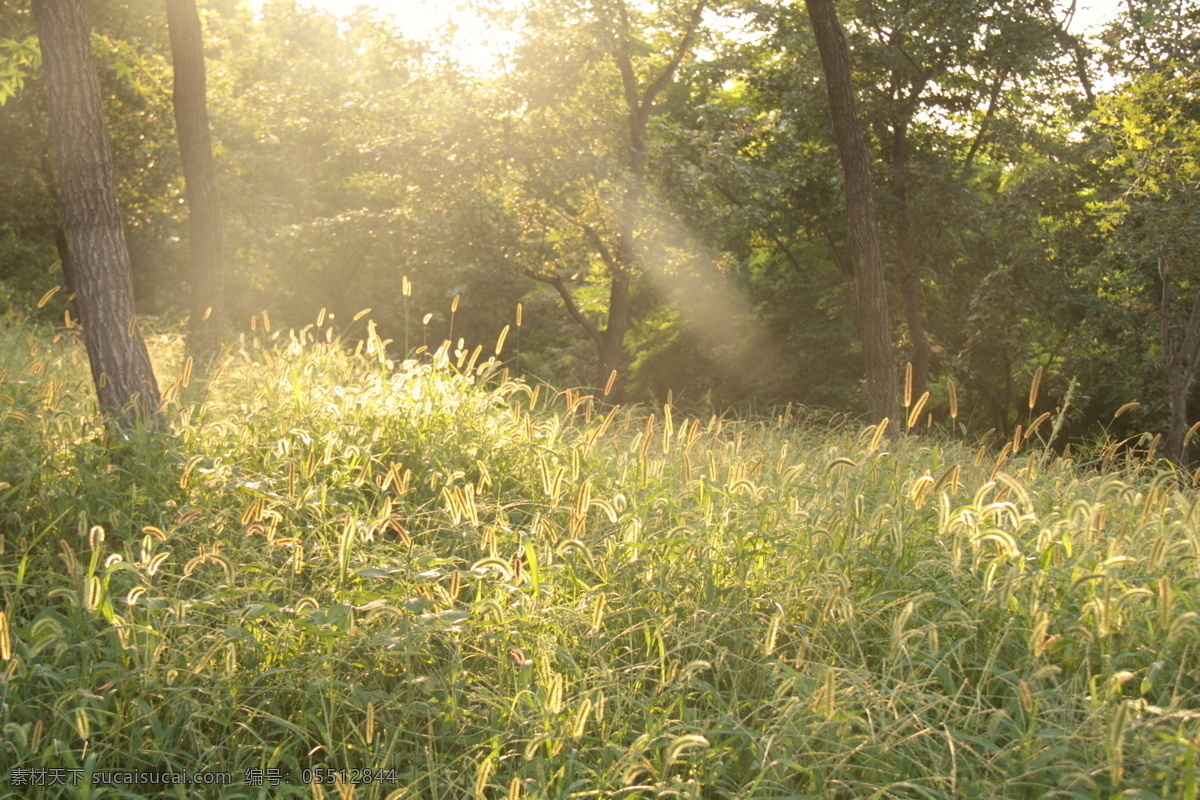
{"left": 274, "top": 0, "right": 520, "bottom": 73}
{"left": 1064, "top": 0, "right": 1123, "bottom": 34}
{"left": 257, "top": 1, "right": 1125, "bottom": 75}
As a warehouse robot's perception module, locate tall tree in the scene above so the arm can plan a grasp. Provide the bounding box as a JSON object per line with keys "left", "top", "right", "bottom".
{"left": 847, "top": 0, "right": 1080, "bottom": 405}
{"left": 588, "top": 0, "right": 705, "bottom": 395}
{"left": 166, "top": 0, "right": 224, "bottom": 360}
{"left": 1090, "top": 66, "right": 1200, "bottom": 464}
{"left": 502, "top": 0, "right": 708, "bottom": 397}
{"left": 33, "top": 0, "right": 161, "bottom": 424}
{"left": 804, "top": 0, "right": 899, "bottom": 424}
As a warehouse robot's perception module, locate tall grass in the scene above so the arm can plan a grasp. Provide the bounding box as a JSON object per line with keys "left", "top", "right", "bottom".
{"left": 0, "top": 315, "right": 1197, "bottom": 799}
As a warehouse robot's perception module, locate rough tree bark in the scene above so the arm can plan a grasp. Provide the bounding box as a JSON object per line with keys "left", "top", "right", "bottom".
{"left": 805, "top": 0, "right": 900, "bottom": 425}
{"left": 33, "top": 0, "right": 161, "bottom": 425}
{"left": 166, "top": 0, "right": 225, "bottom": 361}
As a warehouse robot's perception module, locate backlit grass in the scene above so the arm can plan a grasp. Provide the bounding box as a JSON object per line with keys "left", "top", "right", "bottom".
{"left": 1, "top": 316, "right": 1198, "bottom": 799}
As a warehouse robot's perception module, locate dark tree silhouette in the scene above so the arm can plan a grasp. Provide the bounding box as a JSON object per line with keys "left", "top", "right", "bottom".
{"left": 805, "top": 0, "right": 899, "bottom": 425}
{"left": 167, "top": 0, "right": 225, "bottom": 360}
{"left": 33, "top": 0, "right": 161, "bottom": 425}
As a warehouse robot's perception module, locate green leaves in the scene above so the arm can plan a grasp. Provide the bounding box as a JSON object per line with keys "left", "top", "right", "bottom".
{"left": 0, "top": 36, "right": 40, "bottom": 106}
{"left": 1093, "top": 67, "right": 1200, "bottom": 209}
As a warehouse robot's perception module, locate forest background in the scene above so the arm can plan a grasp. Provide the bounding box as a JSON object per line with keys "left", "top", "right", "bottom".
{"left": 3, "top": 3, "right": 1200, "bottom": 796}
{"left": 1, "top": 0, "right": 1198, "bottom": 450}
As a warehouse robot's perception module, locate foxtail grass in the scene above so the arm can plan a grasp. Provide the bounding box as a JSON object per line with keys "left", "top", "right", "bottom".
{"left": 0, "top": 317, "right": 1196, "bottom": 798}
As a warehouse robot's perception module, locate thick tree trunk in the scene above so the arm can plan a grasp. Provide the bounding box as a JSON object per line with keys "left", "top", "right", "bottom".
{"left": 805, "top": 0, "right": 900, "bottom": 424}
{"left": 166, "top": 0, "right": 225, "bottom": 361}
{"left": 34, "top": 0, "right": 161, "bottom": 425}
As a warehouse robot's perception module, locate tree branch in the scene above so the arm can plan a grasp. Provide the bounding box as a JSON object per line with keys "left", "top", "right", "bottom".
{"left": 594, "top": 0, "right": 706, "bottom": 126}
{"left": 1182, "top": 283, "right": 1200, "bottom": 379}
{"left": 642, "top": 0, "right": 707, "bottom": 108}
{"left": 1161, "top": 256, "right": 1180, "bottom": 372}
{"left": 525, "top": 269, "right": 604, "bottom": 347}
{"left": 475, "top": 238, "right": 605, "bottom": 349}
{"left": 961, "top": 66, "right": 1010, "bottom": 175}
{"left": 821, "top": 228, "right": 851, "bottom": 277}
{"left": 542, "top": 192, "right": 620, "bottom": 270}
{"left": 681, "top": 151, "right": 806, "bottom": 274}
{"left": 516, "top": 170, "right": 621, "bottom": 270}
{"left": 1050, "top": 25, "right": 1095, "bottom": 106}
{"left": 593, "top": 0, "right": 642, "bottom": 117}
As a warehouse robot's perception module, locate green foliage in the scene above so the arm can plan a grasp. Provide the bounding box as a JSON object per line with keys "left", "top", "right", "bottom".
{"left": 1062, "top": 64, "right": 1200, "bottom": 445}
{"left": 3, "top": 0, "right": 1200, "bottom": 454}
{"left": 1092, "top": 67, "right": 1200, "bottom": 226}
{"left": 195, "top": 2, "right": 525, "bottom": 355}
{"left": 1, "top": 320, "right": 1198, "bottom": 798}
{"left": 0, "top": 35, "right": 40, "bottom": 105}
{"left": 0, "top": 0, "right": 185, "bottom": 315}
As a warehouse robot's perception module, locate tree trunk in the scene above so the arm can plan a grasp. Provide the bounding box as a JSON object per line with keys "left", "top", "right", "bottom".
{"left": 1159, "top": 263, "right": 1200, "bottom": 465}
{"left": 53, "top": 226, "right": 79, "bottom": 310}
{"left": 597, "top": 265, "right": 631, "bottom": 395}
{"left": 888, "top": 104, "right": 931, "bottom": 414}
{"left": 805, "top": 0, "right": 900, "bottom": 424}
{"left": 598, "top": 97, "right": 644, "bottom": 397}
{"left": 1165, "top": 374, "right": 1190, "bottom": 466}
{"left": 34, "top": 0, "right": 161, "bottom": 425}
{"left": 166, "top": 0, "right": 225, "bottom": 361}
{"left": 565, "top": 0, "right": 703, "bottom": 400}
{"left": 900, "top": 268, "right": 930, "bottom": 402}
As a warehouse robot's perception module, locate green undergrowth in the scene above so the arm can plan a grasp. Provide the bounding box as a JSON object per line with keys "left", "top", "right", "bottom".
{"left": 1, "top": 318, "right": 1198, "bottom": 799}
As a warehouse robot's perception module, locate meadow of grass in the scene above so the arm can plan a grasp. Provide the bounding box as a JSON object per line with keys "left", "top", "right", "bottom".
{"left": 0, "top": 314, "right": 1198, "bottom": 799}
